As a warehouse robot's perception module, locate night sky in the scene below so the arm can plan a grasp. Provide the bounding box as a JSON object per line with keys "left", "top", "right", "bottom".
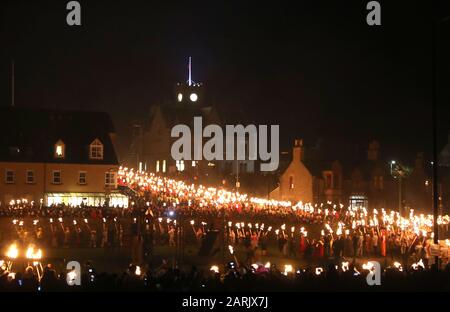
{"left": 1, "top": 0, "right": 450, "bottom": 163}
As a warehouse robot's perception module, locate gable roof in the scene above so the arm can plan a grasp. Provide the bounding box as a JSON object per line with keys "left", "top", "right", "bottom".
{"left": 0, "top": 107, "right": 118, "bottom": 165}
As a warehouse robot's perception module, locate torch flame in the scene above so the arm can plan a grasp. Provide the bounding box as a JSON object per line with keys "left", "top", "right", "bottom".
{"left": 284, "top": 264, "right": 293, "bottom": 275}
{"left": 6, "top": 244, "right": 19, "bottom": 259}
{"left": 25, "top": 245, "right": 42, "bottom": 259}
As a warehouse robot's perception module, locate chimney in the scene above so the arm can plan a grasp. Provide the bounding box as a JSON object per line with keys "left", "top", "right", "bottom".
{"left": 367, "top": 140, "right": 380, "bottom": 161}
{"left": 415, "top": 152, "right": 423, "bottom": 170}
{"left": 293, "top": 139, "right": 303, "bottom": 162}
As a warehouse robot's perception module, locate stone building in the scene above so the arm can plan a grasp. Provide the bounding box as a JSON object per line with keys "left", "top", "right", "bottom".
{"left": 126, "top": 61, "right": 255, "bottom": 180}
{"left": 270, "top": 138, "right": 433, "bottom": 212}
{"left": 0, "top": 107, "right": 127, "bottom": 207}
{"left": 269, "top": 139, "right": 313, "bottom": 202}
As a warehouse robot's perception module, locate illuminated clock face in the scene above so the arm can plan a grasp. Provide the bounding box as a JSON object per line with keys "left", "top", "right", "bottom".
{"left": 177, "top": 93, "right": 183, "bottom": 102}
{"left": 189, "top": 93, "right": 198, "bottom": 102}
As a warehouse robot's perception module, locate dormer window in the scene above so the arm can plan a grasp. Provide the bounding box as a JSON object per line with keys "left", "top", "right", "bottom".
{"left": 89, "top": 139, "right": 104, "bottom": 160}
{"left": 54, "top": 140, "right": 65, "bottom": 158}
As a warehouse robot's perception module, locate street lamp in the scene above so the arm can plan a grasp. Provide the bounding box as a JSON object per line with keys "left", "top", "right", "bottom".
{"left": 390, "top": 160, "right": 396, "bottom": 174}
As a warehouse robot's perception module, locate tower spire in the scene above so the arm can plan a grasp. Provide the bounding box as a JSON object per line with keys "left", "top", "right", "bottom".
{"left": 187, "top": 56, "right": 194, "bottom": 86}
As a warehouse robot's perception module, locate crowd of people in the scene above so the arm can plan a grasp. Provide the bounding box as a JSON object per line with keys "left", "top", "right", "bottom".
{"left": 1, "top": 201, "right": 446, "bottom": 270}
{"left": 0, "top": 167, "right": 449, "bottom": 291}
{"left": 0, "top": 205, "right": 131, "bottom": 249}
{"left": 118, "top": 168, "right": 450, "bottom": 267}
{"left": 1, "top": 259, "right": 449, "bottom": 292}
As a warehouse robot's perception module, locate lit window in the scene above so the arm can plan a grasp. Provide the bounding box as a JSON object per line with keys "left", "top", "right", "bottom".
{"left": 192, "top": 161, "right": 196, "bottom": 167}
{"left": 54, "top": 140, "right": 65, "bottom": 158}
{"left": 89, "top": 139, "right": 104, "bottom": 160}
{"left": 26, "top": 170, "right": 35, "bottom": 184}
{"left": 78, "top": 171, "right": 87, "bottom": 185}
{"left": 162, "top": 160, "right": 166, "bottom": 173}
{"left": 5, "top": 169, "right": 15, "bottom": 184}
{"left": 176, "top": 160, "right": 185, "bottom": 171}
{"left": 52, "top": 170, "right": 62, "bottom": 184}
{"left": 289, "top": 176, "right": 294, "bottom": 189}
{"left": 105, "top": 172, "right": 116, "bottom": 187}
{"left": 156, "top": 160, "right": 160, "bottom": 173}
{"left": 177, "top": 93, "right": 183, "bottom": 102}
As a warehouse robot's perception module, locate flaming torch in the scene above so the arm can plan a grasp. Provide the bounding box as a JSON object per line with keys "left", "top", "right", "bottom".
{"left": 228, "top": 245, "right": 239, "bottom": 266}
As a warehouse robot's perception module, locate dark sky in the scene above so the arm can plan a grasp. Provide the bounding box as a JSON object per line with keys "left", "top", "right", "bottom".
{"left": 1, "top": 0, "right": 450, "bottom": 163}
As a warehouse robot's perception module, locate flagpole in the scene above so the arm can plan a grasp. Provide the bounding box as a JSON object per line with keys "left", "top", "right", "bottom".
{"left": 11, "top": 60, "right": 15, "bottom": 107}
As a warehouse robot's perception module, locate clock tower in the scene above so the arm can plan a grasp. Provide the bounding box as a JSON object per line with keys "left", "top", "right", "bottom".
{"left": 174, "top": 57, "right": 205, "bottom": 106}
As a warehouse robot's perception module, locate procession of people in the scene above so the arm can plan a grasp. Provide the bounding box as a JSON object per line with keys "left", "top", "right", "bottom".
{"left": 0, "top": 167, "right": 449, "bottom": 291}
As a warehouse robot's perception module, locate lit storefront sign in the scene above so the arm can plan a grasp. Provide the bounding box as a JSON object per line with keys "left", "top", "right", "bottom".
{"left": 349, "top": 195, "right": 368, "bottom": 209}
{"left": 45, "top": 192, "right": 128, "bottom": 208}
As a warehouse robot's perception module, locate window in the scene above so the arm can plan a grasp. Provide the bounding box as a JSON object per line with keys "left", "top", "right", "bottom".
{"left": 78, "top": 171, "right": 87, "bottom": 185}
{"left": 156, "top": 160, "right": 160, "bottom": 173}
{"left": 334, "top": 173, "right": 340, "bottom": 189}
{"left": 289, "top": 176, "right": 294, "bottom": 189}
{"left": 54, "top": 140, "right": 65, "bottom": 158}
{"left": 26, "top": 170, "right": 35, "bottom": 184}
{"left": 373, "top": 176, "right": 384, "bottom": 190}
{"left": 176, "top": 160, "right": 185, "bottom": 171}
{"left": 5, "top": 170, "right": 15, "bottom": 184}
{"left": 52, "top": 170, "right": 61, "bottom": 184}
{"left": 105, "top": 172, "right": 116, "bottom": 187}
{"left": 162, "top": 160, "right": 166, "bottom": 173}
{"left": 192, "top": 161, "right": 196, "bottom": 167}
{"left": 325, "top": 173, "right": 333, "bottom": 189}
{"left": 89, "top": 139, "right": 104, "bottom": 160}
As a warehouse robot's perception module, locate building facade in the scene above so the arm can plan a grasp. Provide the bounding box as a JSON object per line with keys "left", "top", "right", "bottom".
{"left": 0, "top": 107, "right": 128, "bottom": 207}
{"left": 269, "top": 139, "right": 313, "bottom": 202}
{"left": 126, "top": 63, "right": 255, "bottom": 181}
{"left": 270, "top": 138, "right": 433, "bottom": 213}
